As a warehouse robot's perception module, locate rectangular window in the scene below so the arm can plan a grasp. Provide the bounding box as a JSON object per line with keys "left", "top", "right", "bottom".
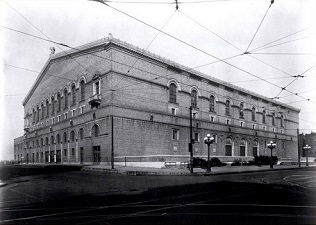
{"left": 72, "top": 148, "right": 75, "bottom": 156}
{"left": 172, "top": 129, "right": 179, "bottom": 140}
{"left": 64, "top": 149, "right": 67, "bottom": 157}
{"left": 80, "top": 105, "right": 85, "bottom": 114}
{"left": 283, "top": 142, "right": 285, "bottom": 149}
{"left": 71, "top": 109, "right": 76, "bottom": 117}
{"left": 194, "top": 132, "right": 199, "bottom": 143}
{"left": 93, "top": 81, "right": 100, "bottom": 95}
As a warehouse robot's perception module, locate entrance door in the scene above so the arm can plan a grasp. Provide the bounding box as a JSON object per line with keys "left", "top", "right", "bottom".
{"left": 80, "top": 148, "right": 84, "bottom": 164}
{"left": 56, "top": 150, "right": 61, "bottom": 163}
{"left": 93, "top": 146, "right": 101, "bottom": 164}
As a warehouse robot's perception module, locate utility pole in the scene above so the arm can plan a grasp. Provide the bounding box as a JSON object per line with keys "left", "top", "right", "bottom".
{"left": 297, "top": 128, "right": 301, "bottom": 167}
{"left": 189, "top": 106, "right": 193, "bottom": 174}
{"left": 111, "top": 115, "right": 114, "bottom": 169}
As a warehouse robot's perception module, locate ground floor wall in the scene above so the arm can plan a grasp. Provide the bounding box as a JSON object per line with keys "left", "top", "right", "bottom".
{"left": 14, "top": 115, "right": 298, "bottom": 166}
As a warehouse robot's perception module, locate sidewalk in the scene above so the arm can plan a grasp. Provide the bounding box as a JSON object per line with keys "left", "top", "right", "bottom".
{"left": 82, "top": 163, "right": 315, "bottom": 176}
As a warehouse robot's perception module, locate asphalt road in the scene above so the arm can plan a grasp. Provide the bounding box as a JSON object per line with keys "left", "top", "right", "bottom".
{"left": 1, "top": 165, "right": 316, "bottom": 225}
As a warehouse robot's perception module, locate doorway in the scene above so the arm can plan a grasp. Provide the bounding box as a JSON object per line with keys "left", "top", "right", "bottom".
{"left": 93, "top": 146, "right": 101, "bottom": 164}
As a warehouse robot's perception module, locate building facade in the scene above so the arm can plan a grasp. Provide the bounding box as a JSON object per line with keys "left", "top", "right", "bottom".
{"left": 14, "top": 35, "right": 300, "bottom": 167}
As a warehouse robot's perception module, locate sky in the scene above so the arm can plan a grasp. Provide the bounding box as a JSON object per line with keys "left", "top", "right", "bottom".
{"left": 1, "top": 0, "right": 315, "bottom": 160}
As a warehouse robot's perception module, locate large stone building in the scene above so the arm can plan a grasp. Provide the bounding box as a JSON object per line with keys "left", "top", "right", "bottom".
{"left": 14, "top": 35, "right": 300, "bottom": 167}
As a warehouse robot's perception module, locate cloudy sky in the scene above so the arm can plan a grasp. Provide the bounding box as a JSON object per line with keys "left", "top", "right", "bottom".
{"left": 1, "top": 0, "right": 315, "bottom": 160}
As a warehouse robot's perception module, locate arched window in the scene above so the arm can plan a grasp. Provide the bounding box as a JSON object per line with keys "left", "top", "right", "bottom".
{"left": 37, "top": 106, "right": 40, "bottom": 122}
{"left": 46, "top": 100, "right": 49, "bottom": 118}
{"left": 92, "top": 125, "right": 100, "bottom": 137}
{"left": 191, "top": 90, "right": 197, "bottom": 108}
{"left": 80, "top": 80, "right": 85, "bottom": 101}
{"left": 36, "top": 139, "right": 39, "bottom": 148}
{"left": 209, "top": 95, "right": 215, "bottom": 112}
{"left": 51, "top": 135, "right": 54, "bottom": 145}
{"left": 225, "top": 137, "right": 233, "bottom": 156}
{"left": 45, "top": 137, "right": 49, "bottom": 146}
{"left": 51, "top": 96, "right": 55, "bottom": 115}
{"left": 272, "top": 112, "right": 275, "bottom": 126}
{"left": 253, "top": 140, "right": 258, "bottom": 157}
{"left": 56, "top": 134, "right": 60, "bottom": 144}
{"left": 63, "top": 132, "right": 68, "bottom": 143}
{"left": 33, "top": 109, "right": 36, "bottom": 123}
{"left": 240, "top": 139, "right": 246, "bottom": 156}
{"left": 71, "top": 84, "right": 76, "bottom": 105}
{"left": 225, "top": 100, "right": 230, "bottom": 116}
{"left": 239, "top": 103, "right": 244, "bottom": 118}
{"left": 41, "top": 138, "right": 43, "bottom": 147}
{"left": 57, "top": 93, "right": 61, "bottom": 112}
{"left": 64, "top": 89, "right": 68, "bottom": 109}
{"left": 252, "top": 107, "right": 256, "bottom": 121}
{"left": 262, "top": 109, "right": 266, "bottom": 124}
{"left": 280, "top": 113, "right": 284, "bottom": 127}
{"left": 70, "top": 130, "right": 75, "bottom": 142}
{"left": 41, "top": 103, "right": 45, "bottom": 120}
{"left": 79, "top": 128, "right": 84, "bottom": 140}
{"left": 169, "top": 83, "right": 177, "bottom": 104}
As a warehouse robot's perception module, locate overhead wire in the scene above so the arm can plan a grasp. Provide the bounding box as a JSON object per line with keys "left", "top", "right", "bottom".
{"left": 249, "top": 36, "right": 310, "bottom": 53}
{"left": 112, "top": 9, "right": 177, "bottom": 90}
{"left": 245, "top": 0, "right": 274, "bottom": 53}
{"left": 5, "top": 0, "right": 315, "bottom": 127}
{"left": 249, "top": 28, "right": 309, "bottom": 52}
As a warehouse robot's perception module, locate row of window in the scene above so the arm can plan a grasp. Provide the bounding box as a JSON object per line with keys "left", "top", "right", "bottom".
{"left": 16, "top": 125, "right": 100, "bottom": 151}
{"left": 169, "top": 82, "right": 284, "bottom": 127}
{"left": 32, "top": 80, "right": 86, "bottom": 123}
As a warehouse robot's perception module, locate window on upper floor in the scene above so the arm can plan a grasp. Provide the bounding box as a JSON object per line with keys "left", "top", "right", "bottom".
{"left": 51, "top": 135, "right": 54, "bottom": 145}
{"left": 37, "top": 106, "right": 40, "bottom": 122}
{"left": 93, "top": 81, "right": 100, "bottom": 96}
{"left": 209, "top": 95, "right": 215, "bottom": 112}
{"left": 64, "top": 89, "right": 68, "bottom": 109}
{"left": 280, "top": 113, "right": 284, "bottom": 127}
{"left": 272, "top": 112, "right": 275, "bottom": 126}
{"left": 191, "top": 90, "right": 197, "bottom": 108}
{"left": 194, "top": 132, "right": 200, "bottom": 143}
{"left": 172, "top": 129, "right": 179, "bottom": 140}
{"left": 63, "top": 132, "right": 67, "bottom": 143}
{"left": 225, "top": 100, "right": 230, "bottom": 116}
{"left": 70, "top": 130, "right": 75, "bottom": 142}
{"left": 239, "top": 103, "right": 244, "bottom": 118}
{"left": 79, "top": 128, "right": 84, "bottom": 140}
{"left": 57, "top": 93, "right": 61, "bottom": 112}
{"left": 71, "top": 84, "right": 76, "bottom": 106}
{"left": 262, "top": 109, "right": 266, "bottom": 124}
{"left": 56, "top": 134, "right": 60, "bottom": 144}
{"left": 33, "top": 109, "right": 36, "bottom": 123}
{"left": 252, "top": 107, "right": 256, "bottom": 121}
{"left": 92, "top": 124, "right": 100, "bottom": 137}
{"left": 46, "top": 100, "right": 49, "bottom": 118}
{"left": 169, "top": 83, "right": 177, "bottom": 104}
{"left": 51, "top": 96, "right": 55, "bottom": 115}
{"left": 41, "top": 103, "right": 45, "bottom": 120}
{"left": 80, "top": 80, "right": 85, "bottom": 101}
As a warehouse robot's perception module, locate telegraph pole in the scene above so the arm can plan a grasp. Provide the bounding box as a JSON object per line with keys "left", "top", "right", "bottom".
{"left": 189, "top": 106, "right": 193, "bottom": 174}
{"left": 297, "top": 128, "right": 301, "bottom": 167}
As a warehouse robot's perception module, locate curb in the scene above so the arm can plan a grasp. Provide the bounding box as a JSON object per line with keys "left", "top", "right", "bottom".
{"left": 82, "top": 165, "right": 314, "bottom": 176}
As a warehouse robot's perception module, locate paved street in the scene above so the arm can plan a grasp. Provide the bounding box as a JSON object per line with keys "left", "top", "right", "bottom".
{"left": 1, "top": 165, "right": 316, "bottom": 224}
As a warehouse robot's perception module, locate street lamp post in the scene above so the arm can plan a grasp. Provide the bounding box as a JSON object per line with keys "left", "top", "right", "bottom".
{"left": 267, "top": 141, "right": 276, "bottom": 169}
{"left": 204, "top": 134, "right": 215, "bottom": 172}
{"left": 303, "top": 145, "right": 311, "bottom": 167}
